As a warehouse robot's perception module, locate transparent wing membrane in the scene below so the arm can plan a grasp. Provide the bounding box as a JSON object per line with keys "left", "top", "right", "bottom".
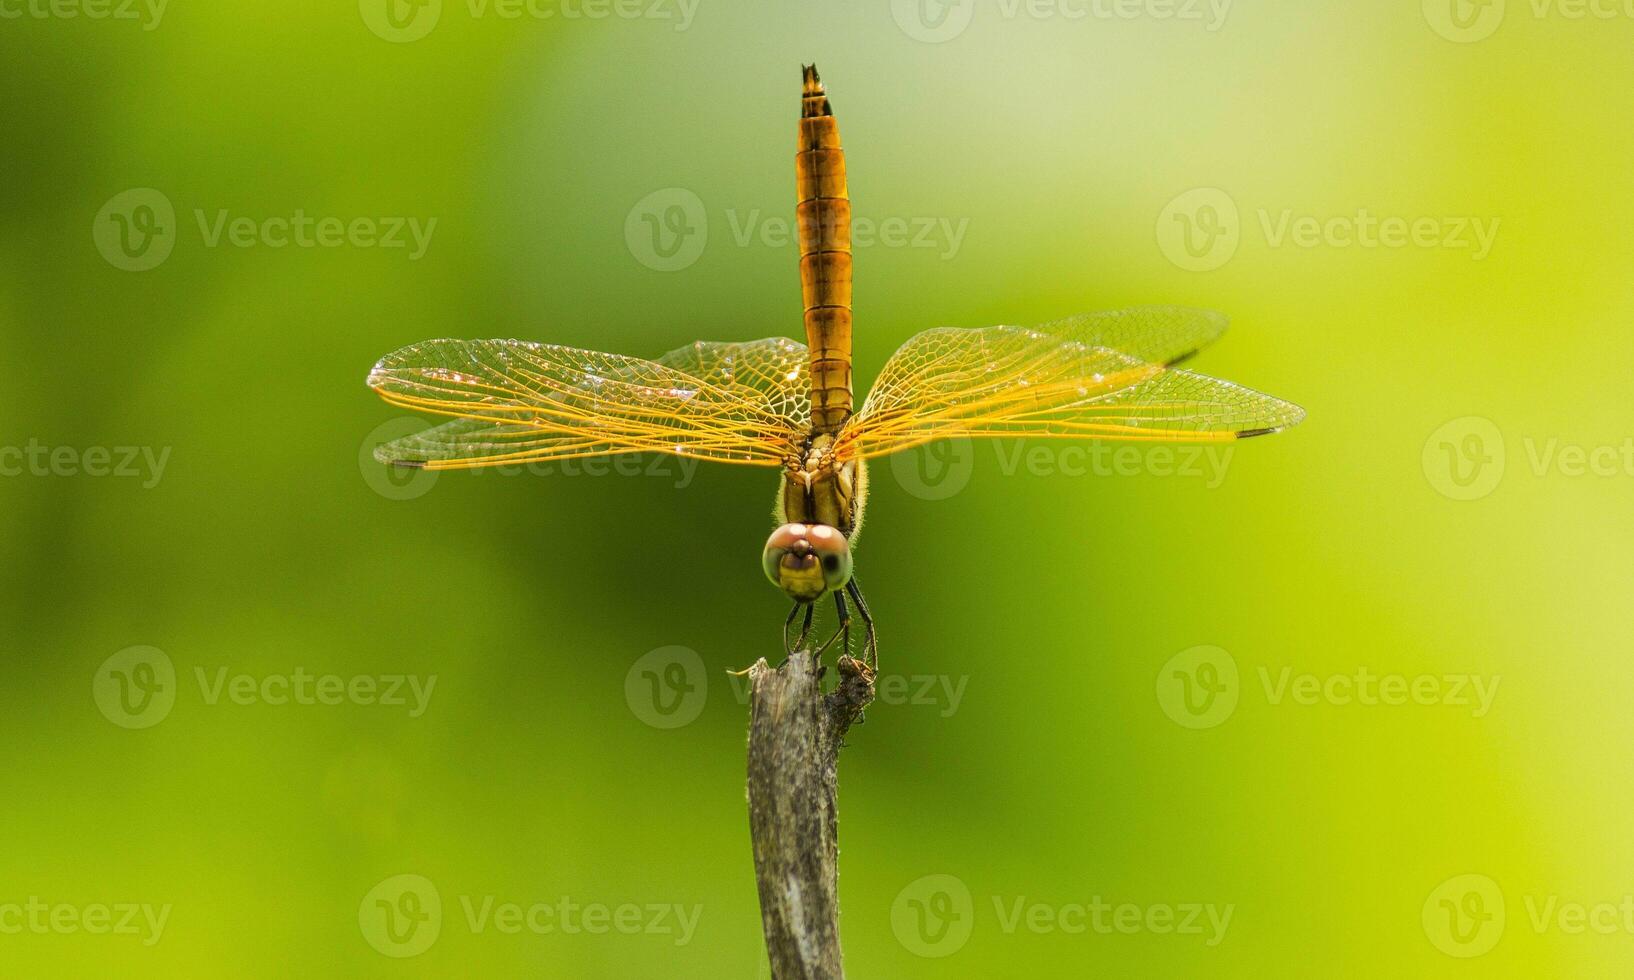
{"left": 368, "top": 337, "right": 810, "bottom": 469}
{"left": 365, "top": 308, "right": 1298, "bottom": 471}
{"left": 655, "top": 335, "right": 810, "bottom": 436}
{"left": 1028, "top": 306, "right": 1230, "bottom": 367}
{"left": 837, "top": 308, "right": 1302, "bottom": 459}
{"left": 371, "top": 417, "right": 612, "bottom": 469}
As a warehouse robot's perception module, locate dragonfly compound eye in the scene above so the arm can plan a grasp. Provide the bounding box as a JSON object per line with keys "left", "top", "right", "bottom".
{"left": 762, "top": 523, "right": 852, "bottom": 601}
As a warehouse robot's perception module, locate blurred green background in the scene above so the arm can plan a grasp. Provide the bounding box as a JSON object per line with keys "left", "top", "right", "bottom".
{"left": 2, "top": 0, "right": 1631, "bottom": 975}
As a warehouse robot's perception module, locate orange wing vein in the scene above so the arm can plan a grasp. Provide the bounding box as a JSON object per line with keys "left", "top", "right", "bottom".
{"left": 367, "top": 337, "right": 810, "bottom": 470}
{"left": 835, "top": 307, "right": 1303, "bottom": 460}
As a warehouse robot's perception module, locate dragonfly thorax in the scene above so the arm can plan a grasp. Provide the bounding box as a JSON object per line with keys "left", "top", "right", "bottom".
{"left": 780, "top": 436, "right": 867, "bottom": 538}
{"left": 764, "top": 436, "right": 868, "bottom": 602}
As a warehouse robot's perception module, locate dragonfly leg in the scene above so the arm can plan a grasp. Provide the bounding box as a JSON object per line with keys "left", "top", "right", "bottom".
{"left": 784, "top": 602, "right": 816, "bottom": 656}
{"left": 798, "top": 603, "right": 815, "bottom": 651}
{"left": 836, "top": 589, "right": 854, "bottom": 656}
{"left": 813, "top": 591, "right": 851, "bottom": 658}
{"left": 782, "top": 602, "right": 801, "bottom": 655}
{"left": 846, "top": 577, "right": 878, "bottom": 671}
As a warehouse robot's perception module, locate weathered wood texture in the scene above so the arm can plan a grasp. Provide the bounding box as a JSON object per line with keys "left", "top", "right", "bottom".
{"left": 745, "top": 652, "right": 876, "bottom": 980}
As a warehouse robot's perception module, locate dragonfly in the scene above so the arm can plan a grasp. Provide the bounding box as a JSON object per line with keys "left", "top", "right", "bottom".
{"left": 366, "top": 65, "right": 1304, "bottom": 670}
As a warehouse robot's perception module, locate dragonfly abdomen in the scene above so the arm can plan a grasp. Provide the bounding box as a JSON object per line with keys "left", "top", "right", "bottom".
{"left": 797, "top": 64, "right": 853, "bottom": 435}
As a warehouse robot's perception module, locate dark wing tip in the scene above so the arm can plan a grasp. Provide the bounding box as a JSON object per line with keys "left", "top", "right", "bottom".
{"left": 1234, "top": 427, "right": 1281, "bottom": 440}
{"left": 374, "top": 454, "right": 427, "bottom": 469}
{"left": 1166, "top": 308, "right": 1229, "bottom": 366}
{"left": 1235, "top": 409, "right": 1305, "bottom": 439}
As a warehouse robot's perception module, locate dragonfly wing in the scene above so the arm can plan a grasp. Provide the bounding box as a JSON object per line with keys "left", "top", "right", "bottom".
{"left": 372, "top": 417, "right": 609, "bottom": 468}
{"left": 654, "top": 335, "right": 810, "bottom": 437}
{"left": 1030, "top": 306, "right": 1230, "bottom": 367}
{"left": 368, "top": 337, "right": 809, "bottom": 469}
{"left": 836, "top": 310, "right": 1302, "bottom": 460}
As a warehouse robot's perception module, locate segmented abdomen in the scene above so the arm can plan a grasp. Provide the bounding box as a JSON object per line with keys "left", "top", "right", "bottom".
{"left": 797, "top": 65, "right": 853, "bottom": 435}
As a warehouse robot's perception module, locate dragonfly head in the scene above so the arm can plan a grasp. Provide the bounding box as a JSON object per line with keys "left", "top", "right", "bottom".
{"left": 762, "top": 522, "right": 852, "bottom": 602}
